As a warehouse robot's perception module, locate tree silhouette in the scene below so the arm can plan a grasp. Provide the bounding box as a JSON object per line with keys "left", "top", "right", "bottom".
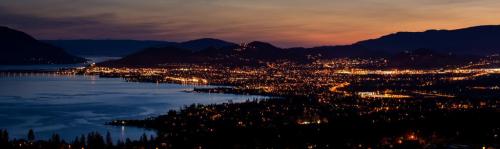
{"left": 140, "top": 133, "right": 148, "bottom": 143}
{"left": 87, "top": 132, "right": 105, "bottom": 149}
{"left": 106, "top": 131, "right": 113, "bottom": 147}
{"left": 72, "top": 136, "right": 82, "bottom": 148}
{"left": 0, "top": 129, "right": 8, "bottom": 143}
{"left": 79, "top": 134, "right": 86, "bottom": 148}
{"left": 0, "top": 129, "right": 8, "bottom": 142}
{"left": 50, "top": 133, "right": 61, "bottom": 144}
{"left": 27, "top": 129, "right": 35, "bottom": 141}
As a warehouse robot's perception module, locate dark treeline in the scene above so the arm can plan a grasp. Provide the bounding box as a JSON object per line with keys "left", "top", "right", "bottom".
{"left": 0, "top": 129, "right": 159, "bottom": 149}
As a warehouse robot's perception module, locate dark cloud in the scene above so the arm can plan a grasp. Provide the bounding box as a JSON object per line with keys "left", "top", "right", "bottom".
{"left": 0, "top": 7, "right": 169, "bottom": 40}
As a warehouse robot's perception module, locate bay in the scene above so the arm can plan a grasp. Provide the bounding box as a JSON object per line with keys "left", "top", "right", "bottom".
{"left": 0, "top": 73, "right": 264, "bottom": 142}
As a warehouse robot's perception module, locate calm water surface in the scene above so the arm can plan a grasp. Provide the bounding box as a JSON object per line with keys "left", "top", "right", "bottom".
{"left": 0, "top": 56, "right": 119, "bottom": 71}
{"left": 0, "top": 73, "right": 265, "bottom": 141}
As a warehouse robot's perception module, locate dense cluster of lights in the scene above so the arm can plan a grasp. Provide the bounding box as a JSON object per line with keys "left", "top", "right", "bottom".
{"left": 60, "top": 56, "right": 500, "bottom": 114}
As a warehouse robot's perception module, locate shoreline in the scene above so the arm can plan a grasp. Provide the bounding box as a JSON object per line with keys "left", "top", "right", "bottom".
{"left": 0, "top": 72, "right": 269, "bottom": 141}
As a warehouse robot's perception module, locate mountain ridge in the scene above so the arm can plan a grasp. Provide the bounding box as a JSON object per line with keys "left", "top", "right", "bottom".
{"left": 99, "top": 24, "right": 500, "bottom": 67}
{"left": 0, "top": 26, "right": 87, "bottom": 65}
{"left": 350, "top": 25, "right": 500, "bottom": 55}
{"left": 44, "top": 38, "right": 238, "bottom": 57}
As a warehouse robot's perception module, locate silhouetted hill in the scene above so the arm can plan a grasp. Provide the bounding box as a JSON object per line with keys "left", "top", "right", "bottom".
{"left": 238, "top": 41, "right": 285, "bottom": 60}
{"left": 309, "top": 45, "right": 386, "bottom": 58}
{"left": 0, "top": 26, "right": 87, "bottom": 65}
{"left": 100, "top": 41, "right": 312, "bottom": 67}
{"left": 99, "top": 46, "right": 192, "bottom": 67}
{"left": 351, "top": 25, "right": 500, "bottom": 55}
{"left": 178, "top": 38, "right": 237, "bottom": 52}
{"left": 44, "top": 40, "right": 174, "bottom": 57}
{"left": 385, "top": 49, "right": 478, "bottom": 69}
{"left": 100, "top": 25, "right": 500, "bottom": 67}
{"left": 44, "top": 38, "right": 236, "bottom": 57}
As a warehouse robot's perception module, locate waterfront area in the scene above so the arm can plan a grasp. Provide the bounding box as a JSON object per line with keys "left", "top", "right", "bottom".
{"left": 69, "top": 57, "right": 500, "bottom": 148}
{"left": 0, "top": 73, "right": 265, "bottom": 142}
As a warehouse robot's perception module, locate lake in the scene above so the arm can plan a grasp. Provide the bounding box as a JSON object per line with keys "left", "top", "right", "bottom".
{"left": 0, "top": 73, "right": 265, "bottom": 142}
{"left": 0, "top": 56, "right": 119, "bottom": 71}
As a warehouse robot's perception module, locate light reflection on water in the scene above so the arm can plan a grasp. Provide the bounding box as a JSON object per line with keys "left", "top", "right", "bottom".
{"left": 0, "top": 73, "right": 265, "bottom": 141}
{"left": 0, "top": 56, "right": 119, "bottom": 71}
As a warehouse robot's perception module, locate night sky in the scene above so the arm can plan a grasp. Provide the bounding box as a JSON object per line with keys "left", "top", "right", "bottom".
{"left": 1, "top": 0, "right": 500, "bottom": 47}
